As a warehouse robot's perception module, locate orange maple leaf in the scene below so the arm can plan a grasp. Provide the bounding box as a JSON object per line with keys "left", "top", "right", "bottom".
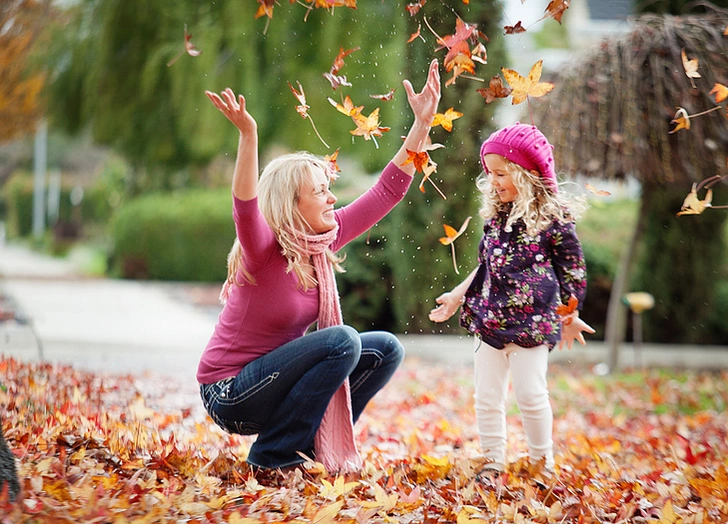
{"left": 328, "top": 95, "right": 363, "bottom": 117}
{"left": 402, "top": 149, "right": 435, "bottom": 174}
{"left": 408, "top": 24, "right": 423, "bottom": 44}
{"left": 709, "top": 83, "right": 728, "bottom": 104}
{"left": 431, "top": 108, "right": 463, "bottom": 132}
{"left": 501, "top": 59, "right": 554, "bottom": 105}
{"left": 350, "top": 107, "right": 390, "bottom": 147}
{"left": 324, "top": 149, "right": 341, "bottom": 180}
{"left": 556, "top": 294, "right": 578, "bottom": 324}
{"left": 329, "top": 46, "right": 360, "bottom": 75}
{"left": 477, "top": 75, "right": 512, "bottom": 103}
{"left": 439, "top": 216, "right": 472, "bottom": 274}
{"left": 255, "top": 0, "right": 275, "bottom": 19}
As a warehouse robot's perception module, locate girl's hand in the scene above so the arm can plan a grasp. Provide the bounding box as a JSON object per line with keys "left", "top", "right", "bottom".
{"left": 558, "top": 314, "right": 595, "bottom": 351}
{"left": 205, "top": 88, "right": 257, "bottom": 139}
{"left": 402, "top": 59, "right": 441, "bottom": 127}
{"left": 428, "top": 292, "right": 463, "bottom": 323}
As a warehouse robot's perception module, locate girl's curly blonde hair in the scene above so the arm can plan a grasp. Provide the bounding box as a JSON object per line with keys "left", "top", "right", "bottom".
{"left": 476, "top": 160, "right": 587, "bottom": 237}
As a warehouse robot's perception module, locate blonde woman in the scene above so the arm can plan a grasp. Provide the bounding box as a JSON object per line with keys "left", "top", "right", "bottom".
{"left": 429, "top": 123, "right": 594, "bottom": 478}
{"left": 198, "top": 60, "right": 441, "bottom": 478}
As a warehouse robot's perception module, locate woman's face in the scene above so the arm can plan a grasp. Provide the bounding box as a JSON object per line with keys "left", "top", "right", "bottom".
{"left": 484, "top": 154, "right": 518, "bottom": 203}
{"left": 297, "top": 166, "right": 338, "bottom": 234}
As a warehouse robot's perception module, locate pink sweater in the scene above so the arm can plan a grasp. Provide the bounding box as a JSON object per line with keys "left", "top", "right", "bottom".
{"left": 197, "top": 162, "right": 412, "bottom": 384}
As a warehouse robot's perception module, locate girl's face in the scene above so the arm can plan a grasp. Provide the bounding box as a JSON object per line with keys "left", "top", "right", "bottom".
{"left": 484, "top": 154, "right": 518, "bottom": 203}
{"left": 297, "top": 166, "right": 338, "bottom": 234}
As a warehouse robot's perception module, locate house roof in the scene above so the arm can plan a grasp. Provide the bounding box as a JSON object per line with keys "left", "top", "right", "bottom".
{"left": 586, "top": 0, "right": 635, "bottom": 20}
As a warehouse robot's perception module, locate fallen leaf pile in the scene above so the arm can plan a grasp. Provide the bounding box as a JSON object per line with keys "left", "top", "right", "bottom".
{"left": 2, "top": 356, "right": 728, "bottom": 522}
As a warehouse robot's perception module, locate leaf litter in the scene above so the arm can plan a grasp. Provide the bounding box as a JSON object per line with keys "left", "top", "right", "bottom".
{"left": 2, "top": 357, "right": 728, "bottom": 522}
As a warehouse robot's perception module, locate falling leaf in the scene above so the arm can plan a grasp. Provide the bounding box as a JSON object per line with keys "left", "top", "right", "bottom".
{"left": 431, "top": 108, "right": 463, "bottom": 132}
{"left": 544, "top": 0, "right": 570, "bottom": 24}
{"left": 585, "top": 183, "right": 611, "bottom": 197}
{"left": 402, "top": 149, "right": 436, "bottom": 176}
{"left": 289, "top": 81, "right": 330, "bottom": 148}
{"left": 681, "top": 48, "right": 701, "bottom": 88}
{"left": 255, "top": 0, "right": 275, "bottom": 19}
{"left": 669, "top": 107, "right": 691, "bottom": 134}
{"left": 350, "top": 107, "right": 390, "bottom": 148}
{"left": 504, "top": 21, "right": 526, "bottom": 34}
{"left": 323, "top": 73, "right": 352, "bottom": 90}
{"left": 369, "top": 88, "right": 396, "bottom": 101}
{"left": 501, "top": 59, "right": 554, "bottom": 105}
{"left": 324, "top": 149, "right": 341, "bottom": 180}
{"left": 166, "top": 25, "right": 202, "bottom": 67}
{"left": 709, "top": 83, "right": 728, "bottom": 104}
{"left": 329, "top": 46, "right": 360, "bottom": 76}
{"left": 406, "top": 0, "right": 426, "bottom": 16}
{"left": 328, "top": 95, "right": 364, "bottom": 116}
{"left": 439, "top": 216, "right": 472, "bottom": 274}
{"left": 724, "top": 24, "right": 728, "bottom": 35}
{"left": 677, "top": 183, "right": 712, "bottom": 216}
{"left": 407, "top": 24, "right": 423, "bottom": 44}
{"left": 477, "top": 75, "right": 512, "bottom": 103}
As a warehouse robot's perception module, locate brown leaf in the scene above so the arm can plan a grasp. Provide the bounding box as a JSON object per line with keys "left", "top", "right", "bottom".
{"left": 477, "top": 75, "right": 512, "bottom": 103}
{"left": 544, "top": 0, "right": 570, "bottom": 24}
{"left": 504, "top": 21, "right": 526, "bottom": 34}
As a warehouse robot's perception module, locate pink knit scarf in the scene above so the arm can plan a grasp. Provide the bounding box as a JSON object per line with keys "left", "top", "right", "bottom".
{"left": 293, "top": 226, "right": 363, "bottom": 473}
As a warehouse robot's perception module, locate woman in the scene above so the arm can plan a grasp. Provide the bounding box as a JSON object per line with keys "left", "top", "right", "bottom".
{"left": 198, "top": 59, "right": 441, "bottom": 475}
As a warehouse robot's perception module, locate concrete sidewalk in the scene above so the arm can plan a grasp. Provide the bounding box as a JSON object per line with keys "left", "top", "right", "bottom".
{"left": 1, "top": 242, "right": 727, "bottom": 377}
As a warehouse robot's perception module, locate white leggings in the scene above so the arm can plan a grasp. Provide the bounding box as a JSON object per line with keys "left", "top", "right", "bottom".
{"left": 473, "top": 338, "right": 554, "bottom": 470}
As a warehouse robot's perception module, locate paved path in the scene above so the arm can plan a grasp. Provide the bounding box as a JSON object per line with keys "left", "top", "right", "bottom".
{"left": 1, "top": 241, "right": 727, "bottom": 378}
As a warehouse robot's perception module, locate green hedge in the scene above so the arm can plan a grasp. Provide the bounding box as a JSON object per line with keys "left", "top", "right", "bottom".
{"left": 2, "top": 171, "right": 115, "bottom": 239}
{"left": 110, "top": 189, "right": 234, "bottom": 281}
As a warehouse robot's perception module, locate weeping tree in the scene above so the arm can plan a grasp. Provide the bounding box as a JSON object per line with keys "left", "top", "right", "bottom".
{"left": 534, "top": 5, "right": 728, "bottom": 367}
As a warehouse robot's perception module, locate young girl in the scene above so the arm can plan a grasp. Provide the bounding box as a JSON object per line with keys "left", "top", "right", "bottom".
{"left": 429, "top": 123, "right": 594, "bottom": 476}
{"left": 197, "top": 60, "right": 441, "bottom": 477}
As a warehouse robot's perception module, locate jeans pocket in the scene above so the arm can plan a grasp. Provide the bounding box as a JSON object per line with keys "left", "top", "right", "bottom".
{"left": 218, "top": 371, "right": 280, "bottom": 406}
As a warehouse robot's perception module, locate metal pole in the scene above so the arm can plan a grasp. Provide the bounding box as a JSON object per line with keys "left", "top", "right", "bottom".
{"left": 32, "top": 120, "right": 48, "bottom": 239}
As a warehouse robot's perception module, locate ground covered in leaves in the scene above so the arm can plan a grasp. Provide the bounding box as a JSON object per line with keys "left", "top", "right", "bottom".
{"left": 2, "top": 356, "right": 727, "bottom": 523}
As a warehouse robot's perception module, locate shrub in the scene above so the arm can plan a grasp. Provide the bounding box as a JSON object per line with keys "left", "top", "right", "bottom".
{"left": 111, "top": 189, "right": 234, "bottom": 282}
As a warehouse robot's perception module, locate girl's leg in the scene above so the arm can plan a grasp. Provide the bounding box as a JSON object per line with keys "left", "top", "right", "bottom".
{"left": 199, "top": 325, "right": 361, "bottom": 469}
{"left": 508, "top": 344, "right": 554, "bottom": 470}
{"left": 473, "top": 339, "right": 511, "bottom": 471}
{"left": 349, "top": 331, "right": 405, "bottom": 423}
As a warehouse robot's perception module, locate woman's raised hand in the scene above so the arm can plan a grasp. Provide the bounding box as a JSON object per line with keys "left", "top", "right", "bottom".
{"left": 402, "top": 59, "right": 441, "bottom": 126}
{"left": 205, "top": 88, "right": 257, "bottom": 139}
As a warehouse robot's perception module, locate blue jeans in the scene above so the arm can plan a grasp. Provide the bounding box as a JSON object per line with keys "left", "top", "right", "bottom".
{"left": 199, "top": 326, "right": 404, "bottom": 470}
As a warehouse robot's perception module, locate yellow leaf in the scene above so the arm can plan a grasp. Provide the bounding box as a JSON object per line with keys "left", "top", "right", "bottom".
{"left": 431, "top": 107, "right": 463, "bottom": 132}
{"left": 677, "top": 184, "right": 712, "bottom": 216}
{"left": 669, "top": 107, "right": 691, "bottom": 134}
{"left": 501, "top": 60, "right": 554, "bottom": 105}
{"left": 312, "top": 500, "right": 344, "bottom": 523}
{"left": 228, "top": 512, "right": 263, "bottom": 524}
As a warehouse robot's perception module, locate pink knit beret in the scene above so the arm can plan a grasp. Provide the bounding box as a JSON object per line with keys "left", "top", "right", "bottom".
{"left": 480, "top": 123, "right": 558, "bottom": 192}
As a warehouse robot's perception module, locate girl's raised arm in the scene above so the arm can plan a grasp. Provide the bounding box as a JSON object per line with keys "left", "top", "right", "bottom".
{"left": 205, "top": 88, "right": 259, "bottom": 201}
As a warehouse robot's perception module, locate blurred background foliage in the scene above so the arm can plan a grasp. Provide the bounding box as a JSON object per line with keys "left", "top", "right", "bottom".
{"left": 2, "top": 0, "right": 728, "bottom": 344}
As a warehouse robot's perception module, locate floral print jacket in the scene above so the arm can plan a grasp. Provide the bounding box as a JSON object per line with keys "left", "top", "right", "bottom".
{"left": 460, "top": 206, "right": 587, "bottom": 350}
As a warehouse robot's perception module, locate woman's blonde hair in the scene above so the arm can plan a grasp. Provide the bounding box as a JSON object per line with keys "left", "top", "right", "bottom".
{"left": 223, "top": 152, "right": 344, "bottom": 300}
{"left": 476, "top": 160, "right": 587, "bottom": 236}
